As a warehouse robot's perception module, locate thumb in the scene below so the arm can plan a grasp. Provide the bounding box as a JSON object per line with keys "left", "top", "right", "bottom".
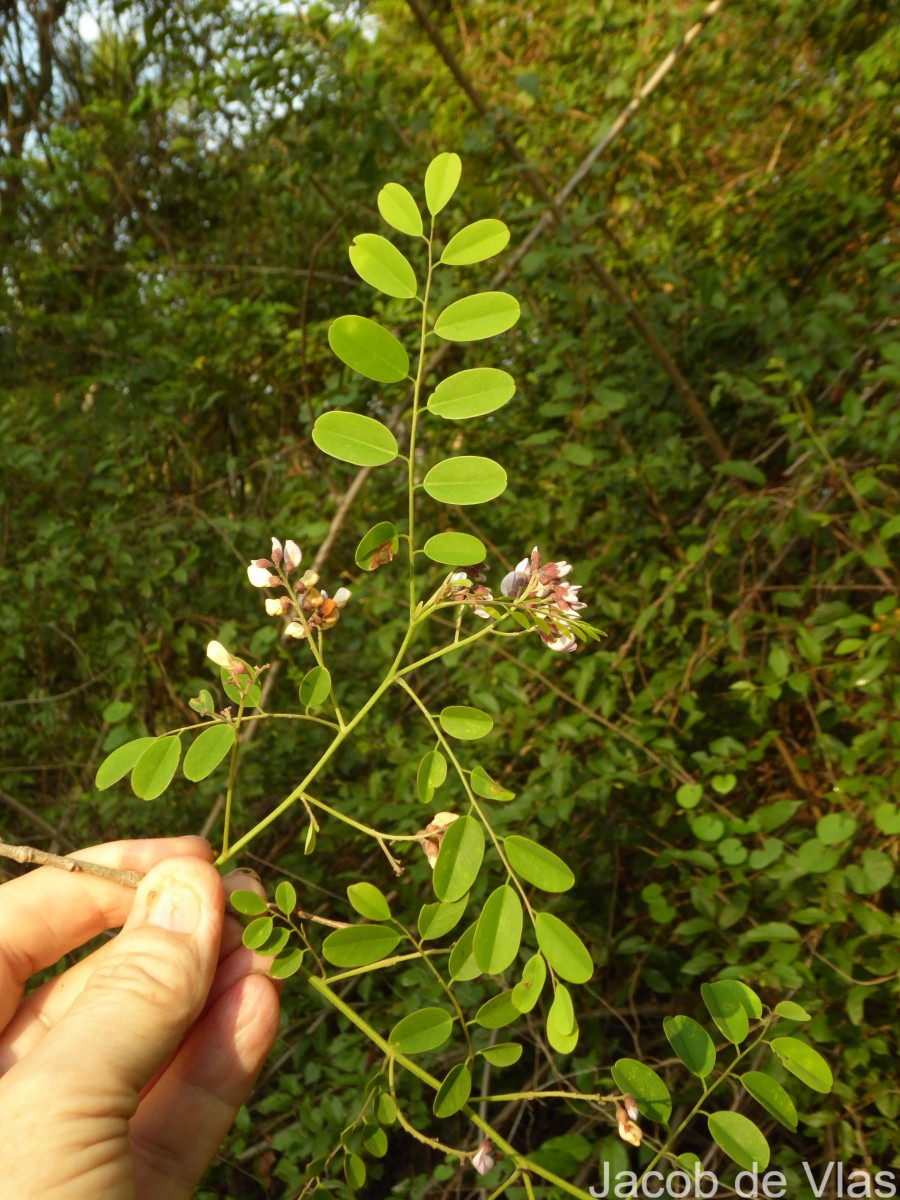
{"left": 41, "top": 856, "right": 225, "bottom": 1111}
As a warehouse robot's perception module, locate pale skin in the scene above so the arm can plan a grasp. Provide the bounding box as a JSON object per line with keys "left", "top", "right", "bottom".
{"left": 0, "top": 837, "right": 282, "bottom": 1199}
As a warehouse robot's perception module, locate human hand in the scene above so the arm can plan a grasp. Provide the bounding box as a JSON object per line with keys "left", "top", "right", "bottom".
{"left": 0, "top": 837, "right": 281, "bottom": 1199}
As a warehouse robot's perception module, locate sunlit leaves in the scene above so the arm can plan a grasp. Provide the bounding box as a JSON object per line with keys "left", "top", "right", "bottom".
{"left": 439, "top": 705, "right": 493, "bottom": 740}
{"left": 708, "top": 1112, "right": 770, "bottom": 1170}
{"left": 423, "top": 456, "right": 507, "bottom": 505}
{"left": 95, "top": 737, "right": 156, "bottom": 790}
{"left": 131, "top": 735, "right": 182, "bottom": 800}
{"left": 769, "top": 1036, "right": 833, "bottom": 1092}
{"left": 389, "top": 1008, "right": 453, "bottom": 1054}
{"left": 470, "top": 765, "right": 515, "bottom": 802}
{"left": 473, "top": 884, "right": 522, "bottom": 974}
{"left": 300, "top": 666, "right": 331, "bottom": 708}
{"left": 230, "top": 889, "right": 268, "bottom": 916}
{"left": 433, "top": 814, "right": 484, "bottom": 902}
{"left": 270, "top": 948, "right": 305, "bottom": 980}
{"left": 182, "top": 724, "right": 234, "bottom": 782}
{"left": 427, "top": 368, "right": 516, "bottom": 420}
{"left": 441, "top": 219, "right": 510, "bottom": 265}
{"left": 328, "top": 315, "right": 409, "bottom": 382}
{"left": 347, "top": 882, "right": 392, "bottom": 921}
{"left": 423, "top": 532, "right": 486, "bottom": 566}
{"left": 243, "top": 915, "right": 274, "bottom": 949}
{"left": 611, "top": 1059, "right": 673, "bottom": 1124}
{"left": 349, "top": 233, "right": 417, "bottom": 298}
{"left": 322, "top": 924, "right": 401, "bottom": 968}
{"left": 416, "top": 749, "right": 447, "bottom": 804}
{"left": 355, "top": 521, "right": 399, "bottom": 571}
{"left": 504, "top": 835, "right": 575, "bottom": 892}
{"left": 424, "top": 152, "right": 461, "bottom": 216}
{"left": 512, "top": 953, "right": 546, "bottom": 1012}
{"left": 534, "top": 912, "right": 593, "bottom": 983}
{"left": 312, "top": 411, "right": 398, "bottom": 467}
{"left": 275, "top": 880, "right": 297, "bottom": 916}
{"left": 417, "top": 895, "right": 468, "bottom": 941}
{"left": 664, "top": 1015, "right": 716, "bottom": 1078}
{"left": 433, "top": 292, "right": 520, "bottom": 342}
{"left": 377, "top": 182, "right": 423, "bottom": 237}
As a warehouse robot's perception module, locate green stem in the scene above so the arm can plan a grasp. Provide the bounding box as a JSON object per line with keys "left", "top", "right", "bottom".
{"left": 215, "top": 621, "right": 418, "bottom": 866}
{"left": 407, "top": 218, "right": 435, "bottom": 613}
{"left": 306, "top": 972, "right": 596, "bottom": 1200}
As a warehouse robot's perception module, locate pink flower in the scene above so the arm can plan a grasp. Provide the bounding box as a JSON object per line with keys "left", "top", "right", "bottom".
{"left": 471, "top": 1139, "right": 495, "bottom": 1176}
{"left": 500, "top": 548, "right": 586, "bottom": 652}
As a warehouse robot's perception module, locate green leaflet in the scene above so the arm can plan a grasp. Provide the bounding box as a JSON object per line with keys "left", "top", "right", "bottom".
{"left": 423, "top": 531, "right": 486, "bottom": 566}
{"left": 441, "top": 219, "right": 510, "bottom": 265}
{"left": 377, "top": 182, "right": 423, "bottom": 237}
{"left": 328, "top": 315, "right": 409, "bottom": 382}
{"left": 427, "top": 368, "right": 516, "bottom": 420}
{"left": 434, "top": 815, "right": 485, "bottom": 902}
{"left": 348, "top": 233, "right": 417, "bottom": 298}
{"left": 424, "top": 152, "right": 461, "bottom": 216}
{"left": 423, "top": 456, "right": 507, "bottom": 506}
{"left": 473, "top": 885, "right": 523, "bottom": 974}
{"left": 312, "top": 411, "right": 398, "bottom": 467}
{"left": 182, "top": 723, "right": 234, "bottom": 782}
{"left": 433, "top": 291, "right": 520, "bottom": 342}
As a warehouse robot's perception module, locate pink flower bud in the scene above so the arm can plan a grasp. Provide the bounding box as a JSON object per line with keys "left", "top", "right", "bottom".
{"left": 270, "top": 537, "right": 283, "bottom": 565}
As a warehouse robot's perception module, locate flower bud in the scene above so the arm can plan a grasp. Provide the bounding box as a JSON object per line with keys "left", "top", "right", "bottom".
{"left": 270, "top": 537, "right": 283, "bottom": 565}
{"left": 472, "top": 1139, "right": 495, "bottom": 1176}
{"left": 284, "top": 539, "right": 302, "bottom": 571}
{"left": 207, "top": 640, "right": 241, "bottom": 670}
{"left": 247, "top": 562, "right": 278, "bottom": 587}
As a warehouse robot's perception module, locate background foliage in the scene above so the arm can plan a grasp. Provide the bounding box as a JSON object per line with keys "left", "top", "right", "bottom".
{"left": 2, "top": 0, "right": 898, "bottom": 1194}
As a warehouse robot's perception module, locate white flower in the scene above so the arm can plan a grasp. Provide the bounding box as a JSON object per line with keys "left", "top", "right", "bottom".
{"left": 283, "top": 539, "right": 302, "bottom": 571}
{"left": 472, "top": 1139, "right": 495, "bottom": 1175}
{"left": 285, "top": 620, "right": 307, "bottom": 639}
{"left": 333, "top": 587, "right": 351, "bottom": 607}
{"left": 247, "top": 561, "right": 277, "bottom": 587}
{"left": 265, "top": 597, "right": 285, "bottom": 617}
{"left": 206, "top": 640, "right": 240, "bottom": 670}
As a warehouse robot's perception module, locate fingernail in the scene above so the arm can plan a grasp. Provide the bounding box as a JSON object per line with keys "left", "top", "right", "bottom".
{"left": 146, "top": 881, "right": 202, "bottom": 934}
{"left": 230, "top": 867, "right": 262, "bottom": 883}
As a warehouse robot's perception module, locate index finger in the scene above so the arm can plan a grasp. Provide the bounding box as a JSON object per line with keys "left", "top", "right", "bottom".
{"left": 0, "top": 837, "right": 214, "bottom": 1028}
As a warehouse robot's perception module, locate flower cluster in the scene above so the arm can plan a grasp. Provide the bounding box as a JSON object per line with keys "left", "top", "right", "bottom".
{"left": 447, "top": 561, "right": 494, "bottom": 619}
{"left": 248, "top": 538, "right": 351, "bottom": 639}
{"left": 500, "top": 546, "right": 586, "bottom": 652}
